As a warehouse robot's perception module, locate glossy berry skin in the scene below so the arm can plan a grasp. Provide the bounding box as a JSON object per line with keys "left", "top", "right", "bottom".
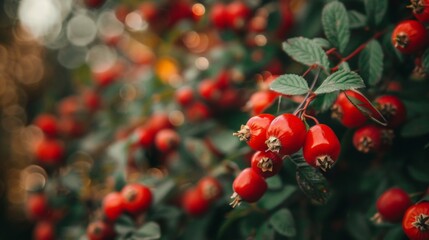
{"left": 402, "top": 202, "right": 429, "bottom": 240}
{"left": 353, "top": 125, "right": 394, "bottom": 153}
{"left": 34, "top": 221, "right": 54, "bottom": 240}
{"left": 121, "top": 184, "right": 152, "bottom": 214}
{"left": 182, "top": 188, "right": 210, "bottom": 217}
{"left": 135, "top": 127, "right": 156, "bottom": 149}
{"left": 392, "top": 20, "right": 428, "bottom": 54}
{"left": 303, "top": 124, "right": 340, "bottom": 172}
{"left": 146, "top": 113, "right": 173, "bottom": 132}
{"left": 331, "top": 90, "right": 373, "bottom": 128}
{"left": 35, "top": 139, "right": 65, "bottom": 164}
{"left": 230, "top": 168, "right": 267, "bottom": 208}
{"left": 33, "top": 114, "right": 58, "bottom": 137}
{"left": 265, "top": 113, "right": 307, "bottom": 156}
{"left": 250, "top": 151, "right": 283, "bottom": 178}
{"left": 211, "top": 3, "right": 229, "bottom": 29}
{"left": 196, "top": 176, "right": 223, "bottom": 202}
{"left": 410, "top": 0, "right": 429, "bottom": 23}
{"left": 227, "top": 1, "right": 251, "bottom": 30}
{"left": 374, "top": 95, "right": 406, "bottom": 128}
{"left": 27, "top": 194, "right": 50, "bottom": 220}
{"left": 155, "top": 129, "right": 180, "bottom": 152}
{"left": 245, "top": 90, "right": 278, "bottom": 116}
{"left": 233, "top": 114, "right": 275, "bottom": 151}
{"left": 102, "top": 192, "right": 124, "bottom": 221}
{"left": 198, "top": 79, "right": 221, "bottom": 103}
{"left": 87, "top": 221, "right": 115, "bottom": 240}
{"left": 376, "top": 188, "right": 412, "bottom": 223}
{"left": 175, "top": 86, "right": 194, "bottom": 106}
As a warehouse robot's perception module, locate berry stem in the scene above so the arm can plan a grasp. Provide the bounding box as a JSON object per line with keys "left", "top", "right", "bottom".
{"left": 293, "top": 68, "right": 320, "bottom": 115}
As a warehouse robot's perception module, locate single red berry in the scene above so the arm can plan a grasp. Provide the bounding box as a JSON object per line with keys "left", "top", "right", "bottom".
{"left": 166, "top": 2, "right": 194, "bottom": 27}
{"left": 84, "top": 0, "right": 106, "bottom": 8}
{"left": 353, "top": 125, "right": 394, "bottom": 153}
{"left": 265, "top": 113, "right": 307, "bottom": 156}
{"left": 35, "top": 139, "right": 65, "bottom": 164}
{"left": 182, "top": 188, "right": 210, "bottom": 216}
{"left": 198, "top": 79, "right": 221, "bottom": 103}
{"left": 376, "top": 187, "right": 412, "bottom": 223}
{"left": 214, "top": 70, "right": 230, "bottom": 90}
{"left": 33, "top": 114, "right": 58, "bottom": 137}
{"left": 135, "top": 127, "right": 156, "bottom": 149}
{"left": 392, "top": 20, "right": 428, "bottom": 54}
{"left": 146, "top": 113, "right": 173, "bottom": 132}
{"left": 175, "top": 86, "right": 195, "bottom": 106}
{"left": 92, "top": 62, "right": 123, "bottom": 87}
{"left": 34, "top": 221, "right": 55, "bottom": 240}
{"left": 233, "top": 113, "right": 275, "bottom": 151}
{"left": 410, "top": 0, "right": 429, "bottom": 23}
{"left": 57, "top": 96, "right": 82, "bottom": 118}
{"left": 27, "top": 194, "right": 50, "bottom": 220}
{"left": 276, "top": 2, "right": 294, "bottom": 38}
{"left": 374, "top": 95, "right": 407, "bottom": 128}
{"left": 217, "top": 88, "right": 242, "bottom": 110}
{"left": 83, "top": 90, "right": 101, "bottom": 113}
{"left": 303, "top": 124, "right": 340, "bottom": 172}
{"left": 227, "top": 1, "right": 251, "bottom": 30}
{"left": 230, "top": 168, "right": 267, "bottom": 208}
{"left": 211, "top": 3, "right": 229, "bottom": 29}
{"left": 58, "top": 117, "right": 86, "bottom": 138}
{"left": 196, "top": 176, "right": 223, "bottom": 202}
{"left": 121, "top": 183, "right": 153, "bottom": 214}
{"left": 155, "top": 129, "right": 180, "bottom": 152}
{"left": 244, "top": 90, "right": 279, "bottom": 116}
{"left": 331, "top": 90, "right": 373, "bottom": 128}
{"left": 250, "top": 151, "right": 283, "bottom": 178}
{"left": 102, "top": 192, "right": 124, "bottom": 221}
{"left": 185, "top": 102, "right": 211, "bottom": 122}
{"left": 138, "top": 2, "right": 158, "bottom": 23}
{"left": 402, "top": 202, "right": 429, "bottom": 240}
{"left": 87, "top": 221, "right": 115, "bottom": 240}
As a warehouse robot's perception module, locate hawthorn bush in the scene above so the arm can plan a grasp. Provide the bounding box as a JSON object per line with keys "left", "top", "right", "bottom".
{"left": 14, "top": 0, "right": 429, "bottom": 239}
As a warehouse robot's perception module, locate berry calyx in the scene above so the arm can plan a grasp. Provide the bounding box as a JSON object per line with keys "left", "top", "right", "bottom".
{"left": 374, "top": 95, "right": 406, "bottom": 128}
{"left": 120, "top": 183, "right": 153, "bottom": 214}
{"left": 230, "top": 168, "right": 267, "bottom": 208}
{"left": 392, "top": 20, "right": 428, "bottom": 54}
{"left": 250, "top": 151, "right": 283, "bottom": 178}
{"left": 233, "top": 113, "right": 275, "bottom": 151}
{"left": 196, "top": 176, "right": 223, "bottom": 202}
{"left": 353, "top": 125, "right": 394, "bottom": 153}
{"left": 402, "top": 202, "right": 429, "bottom": 240}
{"left": 303, "top": 124, "right": 340, "bottom": 172}
{"left": 409, "top": 0, "right": 429, "bottom": 23}
{"left": 376, "top": 187, "right": 412, "bottom": 223}
{"left": 265, "top": 113, "right": 307, "bottom": 155}
{"left": 102, "top": 192, "right": 124, "bottom": 221}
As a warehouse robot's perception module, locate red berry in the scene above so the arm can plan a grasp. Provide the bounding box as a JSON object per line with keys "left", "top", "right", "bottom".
{"left": 214, "top": 70, "right": 230, "bottom": 90}
{"left": 233, "top": 113, "right": 275, "bottom": 151}
{"left": 410, "top": 0, "right": 429, "bottom": 23}
{"left": 34, "top": 221, "right": 54, "bottom": 240}
{"left": 58, "top": 117, "right": 86, "bottom": 138}
{"left": 198, "top": 79, "right": 221, "bottom": 103}
{"left": 57, "top": 96, "right": 82, "bottom": 118}
{"left": 331, "top": 90, "right": 373, "bottom": 128}
{"left": 83, "top": 90, "right": 101, "bottom": 113}
{"left": 33, "top": 114, "right": 58, "bottom": 137}
{"left": 250, "top": 151, "right": 283, "bottom": 178}
{"left": 217, "top": 88, "right": 242, "bottom": 110}
{"left": 182, "top": 188, "right": 210, "bottom": 216}
{"left": 138, "top": 2, "right": 158, "bottom": 23}
{"left": 196, "top": 176, "right": 223, "bottom": 202}
{"left": 84, "top": 0, "right": 106, "bottom": 8}
{"left": 27, "top": 194, "right": 50, "bottom": 220}
{"left": 92, "top": 62, "right": 123, "bottom": 87}
{"left": 376, "top": 187, "right": 412, "bottom": 223}
{"left": 211, "top": 3, "right": 229, "bottom": 29}
{"left": 227, "top": 1, "right": 251, "bottom": 30}
{"left": 392, "top": 20, "right": 428, "bottom": 54}
{"left": 374, "top": 95, "right": 406, "bottom": 128}
{"left": 230, "top": 168, "right": 267, "bottom": 208}
{"left": 244, "top": 90, "right": 279, "bottom": 116}
{"left": 102, "top": 192, "right": 124, "bottom": 221}
{"left": 135, "top": 127, "right": 156, "bottom": 149}
{"left": 155, "top": 129, "right": 180, "bottom": 152}
{"left": 185, "top": 102, "right": 211, "bottom": 122}
{"left": 87, "top": 221, "right": 115, "bottom": 240}
{"left": 276, "top": 2, "right": 294, "bottom": 38}
{"left": 35, "top": 139, "right": 65, "bottom": 164}
{"left": 303, "top": 124, "right": 340, "bottom": 172}
{"left": 146, "top": 113, "right": 173, "bottom": 132}
{"left": 265, "top": 113, "right": 307, "bottom": 156}
{"left": 175, "top": 86, "right": 195, "bottom": 106}
{"left": 402, "top": 202, "right": 429, "bottom": 240}
{"left": 121, "top": 183, "right": 152, "bottom": 214}
{"left": 352, "top": 125, "right": 394, "bottom": 153}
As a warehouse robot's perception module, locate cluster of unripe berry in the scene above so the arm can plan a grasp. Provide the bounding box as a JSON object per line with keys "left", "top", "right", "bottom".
{"left": 231, "top": 112, "right": 340, "bottom": 207}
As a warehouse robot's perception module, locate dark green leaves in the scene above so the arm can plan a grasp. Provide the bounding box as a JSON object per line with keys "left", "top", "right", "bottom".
{"left": 358, "top": 40, "right": 384, "bottom": 86}
{"left": 322, "top": 1, "right": 350, "bottom": 53}
{"left": 348, "top": 10, "right": 367, "bottom": 29}
{"left": 364, "top": 0, "right": 388, "bottom": 27}
{"left": 282, "top": 37, "right": 330, "bottom": 70}
{"left": 422, "top": 48, "right": 429, "bottom": 72}
{"left": 269, "top": 208, "right": 296, "bottom": 237}
{"left": 270, "top": 74, "right": 309, "bottom": 95}
{"left": 401, "top": 115, "right": 429, "bottom": 138}
{"left": 314, "top": 70, "right": 365, "bottom": 94}
{"left": 135, "top": 222, "right": 161, "bottom": 240}
{"left": 296, "top": 164, "right": 330, "bottom": 205}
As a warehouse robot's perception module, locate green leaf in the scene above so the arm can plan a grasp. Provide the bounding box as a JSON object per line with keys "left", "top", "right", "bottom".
{"left": 258, "top": 185, "right": 297, "bottom": 210}
{"left": 384, "top": 226, "right": 407, "bottom": 240}
{"left": 270, "top": 74, "right": 309, "bottom": 96}
{"left": 314, "top": 70, "right": 365, "bottom": 94}
{"left": 401, "top": 115, "right": 429, "bottom": 138}
{"left": 311, "top": 92, "right": 339, "bottom": 112}
{"left": 296, "top": 164, "right": 330, "bottom": 205}
{"left": 134, "top": 222, "right": 161, "bottom": 240}
{"left": 422, "top": 48, "right": 429, "bottom": 73}
{"left": 282, "top": 37, "right": 330, "bottom": 70}
{"left": 364, "top": 0, "right": 388, "bottom": 27}
{"left": 346, "top": 212, "right": 371, "bottom": 240}
{"left": 408, "top": 165, "right": 429, "bottom": 183}
{"left": 321, "top": 1, "right": 350, "bottom": 53}
{"left": 115, "top": 215, "right": 135, "bottom": 236}
{"left": 255, "top": 221, "right": 275, "bottom": 240}
{"left": 207, "top": 129, "right": 240, "bottom": 155}
{"left": 269, "top": 208, "right": 296, "bottom": 237}
{"left": 343, "top": 90, "right": 388, "bottom": 126}
{"left": 312, "top": 38, "right": 331, "bottom": 49}
{"left": 358, "top": 40, "right": 384, "bottom": 87}
{"left": 348, "top": 10, "right": 367, "bottom": 29}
